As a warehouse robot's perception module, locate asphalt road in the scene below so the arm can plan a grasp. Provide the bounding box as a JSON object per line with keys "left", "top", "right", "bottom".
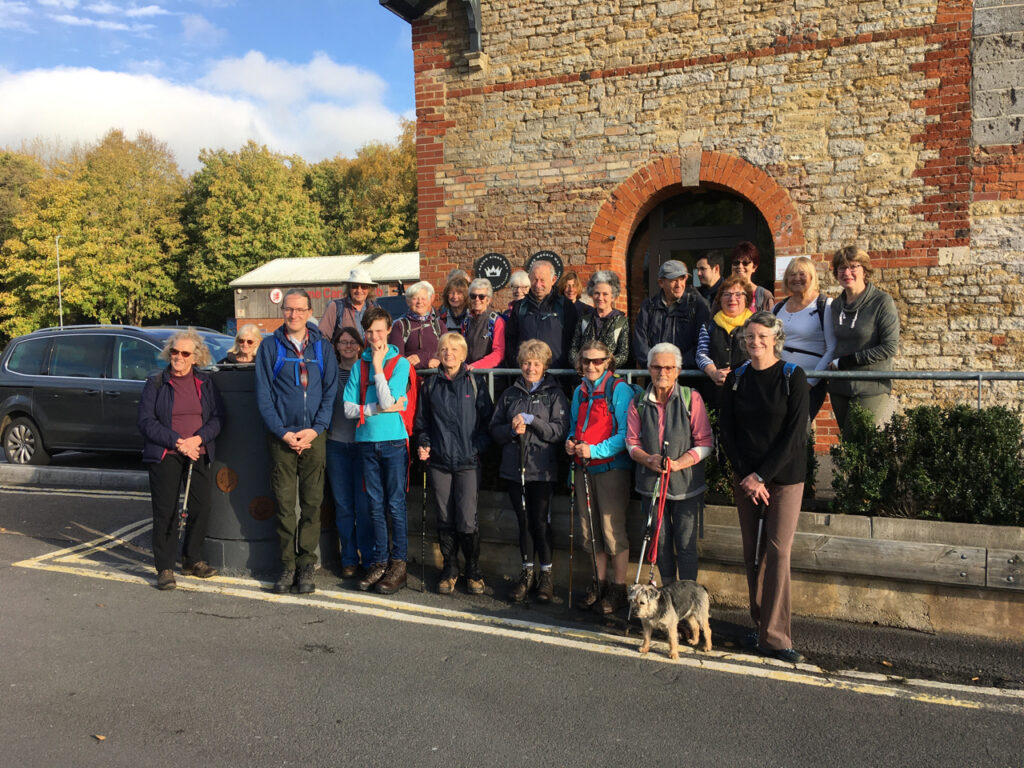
{"left": 1, "top": 487, "right": 1022, "bottom": 768}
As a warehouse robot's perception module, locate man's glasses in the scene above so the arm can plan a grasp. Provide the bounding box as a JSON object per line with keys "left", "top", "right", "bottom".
{"left": 282, "top": 307, "right": 309, "bottom": 315}
{"left": 649, "top": 364, "right": 678, "bottom": 372}
{"left": 170, "top": 349, "right": 192, "bottom": 359}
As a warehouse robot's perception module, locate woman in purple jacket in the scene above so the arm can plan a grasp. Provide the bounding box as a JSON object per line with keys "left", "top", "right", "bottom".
{"left": 138, "top": 329, "right": 225, "bottom": 591}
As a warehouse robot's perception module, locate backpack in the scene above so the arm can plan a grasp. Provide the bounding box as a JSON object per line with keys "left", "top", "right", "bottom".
{"left": 357, "top": 354, "right": 418, "bottom": 438}
{"left": 398, "top": 313, "right": 443, "bottom": 344}
{"left": 772, "top": 295, "right": 828, "bottom": 331}
{"left": 731, "top": 360, "right": 798, "bottom": 395}
{"left": 271, "top": 336, "right": 324, "bottom": 384}
{"left": 579, "top": 374, "right": 642, "bottom": 434}
{"left": 634, "top": 383, "right": 691, "bottom": 421}
{"left": 461, "top": 310, "right": 498, "bottom": 341}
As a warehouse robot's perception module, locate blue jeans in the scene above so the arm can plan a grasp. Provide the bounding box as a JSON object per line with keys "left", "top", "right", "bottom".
{"left": 326, "top": 439, "right": 372, "bottom": 567}
{"left": 359, "top": 439, "right": 408, "bottom": 564}
{"left": 655, "top": 495, "right": 702, "bottom": 584}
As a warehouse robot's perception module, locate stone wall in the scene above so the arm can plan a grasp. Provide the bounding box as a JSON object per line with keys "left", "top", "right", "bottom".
{"left": 409, "top": 0, "right": 1024, "bottom": 417}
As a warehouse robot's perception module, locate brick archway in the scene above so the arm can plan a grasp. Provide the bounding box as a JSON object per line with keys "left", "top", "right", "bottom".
{"left": 586, "top": 151, "right": 805, "bottom": 308}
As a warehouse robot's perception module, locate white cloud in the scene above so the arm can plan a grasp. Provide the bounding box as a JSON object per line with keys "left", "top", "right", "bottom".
{"left": 82, "top": 1, "right": 167, "bottom": 15}
{"left": 37, "top": 0, "right": 78, "bottom": 8}
{"left": 0, "top": 0, "right": 33, "bottom": 31}
{"left": 51, "top": 12, "right": 151, "bottom": 31}
{"left": 181, "top": 13, "right": 224, "bottom": 46}
{"left": 0, "top": 58, "right": 404, "bottom": 172}
{"left": 124, "top": 4, "right": 168, "bottom": 17}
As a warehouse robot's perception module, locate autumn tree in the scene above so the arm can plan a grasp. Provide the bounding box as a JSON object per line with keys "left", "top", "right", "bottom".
{"left": 0, "top": 152, "right": 43, "bottom": 249}
{"left": 182, "top": 141, "right": 326, "bottom": 324}
{"left": 0, "top": 130, "right": 185, "bottom": 338}
{"left": 308, "top": 118, "right": 417, "bottom": 255}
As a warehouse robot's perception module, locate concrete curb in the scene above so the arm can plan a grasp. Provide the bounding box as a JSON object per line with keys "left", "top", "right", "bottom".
{"left": 0, "top": 464, "right": 149, "bottom": 492}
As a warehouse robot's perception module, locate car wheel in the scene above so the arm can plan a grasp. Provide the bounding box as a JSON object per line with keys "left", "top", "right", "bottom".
{"left": 3, "top": 416, "right": 51, "bottom": 465}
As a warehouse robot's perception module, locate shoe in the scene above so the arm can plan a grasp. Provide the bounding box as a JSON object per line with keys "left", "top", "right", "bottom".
{"left": 272, "top": 569, "right": 295, "bottom": 594}
{"left": 466, "top": 577, "right": 485, "bottom": 595}
{"left": 595, "top": 582, "right": 627, "bottom": 615}
{"left": 770, "top": 647, "right": 805, "bottom": 664}
{"left": 438, "top": 576, "right": 457, "bottom": 595}
{"left": 339, "top": 564, "right": 358, "bottom": 579}
{"left": 375, "top": 560, "right": 407, "bottom": 594}
{"left": 741, "top": 631, "right": 760, "bottom": 652}
{"left": 358, "top": 563, "right": 387, "bottom": 592}
{"left": 156, "top": 569, "right": 176, "bottom": 591}
{"left": 535, "top": 569, "right": 554, "bottom": 604}
{"left": 509, "top": 566, "right": 534, "bottom": 603}
{"left": 581, "top": 579, "right": 607, "bottom": 611}
{"left": 296, "top": 563, "right": 316, "bottom": 594}
{"left": 183, "top": 560, "right": 218, "bottom": 579}
{"left": 460, "top": 532, "right": 484, "bottom": 594}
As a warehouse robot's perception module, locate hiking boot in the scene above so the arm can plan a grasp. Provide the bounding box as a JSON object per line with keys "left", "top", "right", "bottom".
{"left": 339, "top": 564, "right": 359, "bottom": 580}
{"left": 358, "top": 562, "right": 387, "bottom": 592}
{"left": 466, "top": 577, "right": 485, "bottom": 595}
{"left": 272, "top": 569, "right": 295, "bottom": 594}
{"left": 375, "top": 559, "right": 407, "bottom": 595}
{"left": 460, "top": 532, "right": 483, "bottom": 594}
{"left": 535, "top": 569, "right": 554, "bottom": 604}
{"left": 595, "top": 582, "right": 627, "bottom": 615}
{"left": 182, "top": 560, "right": 218, "bottom": 579}
{"left": 509, "top": 566, "right": 534, "bottom": 603}
{"left": 438, "top": 576, "right": 457, "bottom": 595}
{"left": 156, "top": 569, "right": 176, "bottom": 591}
{"left": 581, "top": 579, "right": 607, "bottom": 611}
{"left": 296, "top": 563, "right": 316, "bottom": 594}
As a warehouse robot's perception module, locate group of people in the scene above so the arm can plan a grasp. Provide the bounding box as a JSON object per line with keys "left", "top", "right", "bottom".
{"left": 137, "top": 243, "right": 899, "bottom": 665}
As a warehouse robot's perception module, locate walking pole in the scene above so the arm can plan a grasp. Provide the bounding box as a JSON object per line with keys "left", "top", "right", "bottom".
{"left": 629, "top": 441, "right": 668, "bottom": 620}
{"left": 753, "top": 500, "right": 767, "bottom": 570}
{"left": 646, "top": 456, "right": 670, "bottom": 586}
{"left": 519, "top": 432, "right": 529, "bottom": 564}
{"left": 178, "top": 460, "right": 194, "bottom": 532}
{"left": 421, "top": 461, "right": 428, "bottom": 593}
{"left": 581, "top": 458, "right": 599, "bottom": 591}
{"left": 567, "top": 461, "right": 576, "bottom": 611}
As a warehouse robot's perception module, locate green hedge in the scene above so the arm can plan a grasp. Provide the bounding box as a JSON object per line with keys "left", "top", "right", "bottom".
{"left": 830, "top": 403, "right": 1024, "bottom": 526}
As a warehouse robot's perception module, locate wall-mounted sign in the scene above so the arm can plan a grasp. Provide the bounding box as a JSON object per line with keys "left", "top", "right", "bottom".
{"left": 269, "top": 287, "right": 283, "bottom": 304}
{"left": 475, "top": 252, "right": 511, "bottom": 290}
{"left": 527, "top": 250, "right": 564, "bottom": 281}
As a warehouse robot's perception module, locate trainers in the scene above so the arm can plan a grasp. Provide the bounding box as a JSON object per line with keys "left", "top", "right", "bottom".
{"left": 535, "top": 569, "right": 554, "bottom": 604}
{"left": 296, "top": 563, "right": 316, "bottom": 594}
{"left": 358, "top": 563, "right": 387, "bottom": 592}
{"left": 509, "top": 566, "right": 534, "bottom": 603}
{"left": 581, "top": 579, "right": 607, "bottom": 611}
{"left": 375, "top": 560, "right": 407, "bottom": 595}
{"left": 183, "top": 560, "right": 218, "bottom": 579}
{"left": 595, "top": 582, "right": 627, "bottom": 615}
{"left": 466, "top": 577, "right": 485, "bottom": 595}
{"left": 156, "top": 569, "right": 176, "bottom": 591}
{"left": 272, "top": 569, "right": 295, "bottom": 594}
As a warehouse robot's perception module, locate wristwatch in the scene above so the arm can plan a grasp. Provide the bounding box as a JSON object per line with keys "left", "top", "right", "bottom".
{"left": 754, "top": 473, "right": 764, "bottom": 484}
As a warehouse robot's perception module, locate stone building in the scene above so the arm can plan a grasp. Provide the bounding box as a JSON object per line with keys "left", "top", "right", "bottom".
{"left": 383, "top": 0, "right": 1024, "bottom": 441}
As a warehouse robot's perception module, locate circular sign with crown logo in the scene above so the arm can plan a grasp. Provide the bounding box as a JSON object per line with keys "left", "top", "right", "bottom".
{"left": 527, "top": 250, "right": 564, "bottom": 281}
{"left": 475, "top": 252, "right": 511, "bottom": 290}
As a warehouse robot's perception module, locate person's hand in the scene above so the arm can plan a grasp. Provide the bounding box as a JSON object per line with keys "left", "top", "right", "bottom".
{"left": 511, "top": 414, "right": 527, "bottom": 435}
{"left": 575, "top": 443, "right": 592, "bottom": 460}
{"left": 176, "top": 435, "right": 202, "bottom": 460}
{"left": 371, "top": 343, "right": 388, "bottom": 371}
{"left": 418, "top": 446, "right": 430, "bottom": 461}
{"left": 564, "top": 439, "right": 576, "bottom": 456}
{"left": 427, "top": 358, "right": 440, "bottom": 369}
{"left": 740, "top": 472, "right": 770, "bottom": 505}
{"left": 644, "top": 452, "right": 666, "bottom": 473}
{"left": 294, "top": 428, "right": 317, "bottom": 447}
{"left": 669, "top": 453, "right": 692, "bottom": 472}
{"left": 406, "top": 353, "right": 421, "bottom": 367}
{"left": 380, "top": 396, "right": 408, "bottom": 414}
{"left": 282, "top": 431, "right": 299, "bottom": 449}
{"left": 707, "top": 365, "right": 729, "bottom": 386}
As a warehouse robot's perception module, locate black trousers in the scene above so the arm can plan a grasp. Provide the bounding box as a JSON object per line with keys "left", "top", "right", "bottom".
{"left": 148, "top": 453, "right": 212, "bottom": 572}
{"left": 508, "top": 480, "right": 554, "bottom": 567}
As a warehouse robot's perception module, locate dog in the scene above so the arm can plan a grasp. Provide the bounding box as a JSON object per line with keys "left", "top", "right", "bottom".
{"left": 628, "top": 581, "right": 712, "bottom": 659}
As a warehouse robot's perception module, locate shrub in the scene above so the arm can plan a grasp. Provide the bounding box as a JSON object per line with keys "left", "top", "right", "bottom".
{"left": 830, "top": 403, "right": 1024, "bottom": 525}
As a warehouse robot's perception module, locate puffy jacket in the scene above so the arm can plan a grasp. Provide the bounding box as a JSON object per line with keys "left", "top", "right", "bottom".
{"left": 489, "top": 373, "right": 569, "bottom": 483}
{"left": 632, "top": 289, "right": 710, "bottom": 368}
{"left": 413, "top": 365, "right": 493, "bottom": 471}
{"left": 137, "top": 367, "right": 224, "bottom": 464}
{"left": 254, "top": 322, "right": 339, "bottom": 439}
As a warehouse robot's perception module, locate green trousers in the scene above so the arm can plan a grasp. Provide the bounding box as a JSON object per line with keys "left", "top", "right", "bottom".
{"left": 268, "top": 432, "right": 326, "bottom": 569}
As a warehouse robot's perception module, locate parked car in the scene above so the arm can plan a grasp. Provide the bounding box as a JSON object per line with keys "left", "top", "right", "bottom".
{"left": 0, "top": 325, "right": 233, "bottom": 465}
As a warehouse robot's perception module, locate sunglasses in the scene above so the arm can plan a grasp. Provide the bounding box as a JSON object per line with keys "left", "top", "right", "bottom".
{"left": 581, "top": 357, "right": 608, "bottom": 367}
{"left": 732, "top": 260, "right": 753, "bottom": 267}
{"left": 236, "top": 338, "right": 257, "bottom": 346}
{"left": 469, "top": 293, "right": 489, "bottom": 301}
{"left": 169, "top": 349, "right": 192, "bottom": 359}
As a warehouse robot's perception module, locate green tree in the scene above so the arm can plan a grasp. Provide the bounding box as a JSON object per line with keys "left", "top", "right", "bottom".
{"left": 0, "top": 130, "right": 185, "bottom": 338}
{"left": 308, "top": 118, "right": 417, "bottom": 255}
{"left": 183, "top": 141, "right": 326, "bottom": 324}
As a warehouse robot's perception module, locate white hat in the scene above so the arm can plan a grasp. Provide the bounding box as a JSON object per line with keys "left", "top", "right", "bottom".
{"left": 346, "top": 268, "right": 377, "bottom": 286}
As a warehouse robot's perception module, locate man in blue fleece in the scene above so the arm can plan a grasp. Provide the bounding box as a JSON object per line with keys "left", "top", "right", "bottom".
{"left": 255, "top": 288, "right": 338, "bottom": 595}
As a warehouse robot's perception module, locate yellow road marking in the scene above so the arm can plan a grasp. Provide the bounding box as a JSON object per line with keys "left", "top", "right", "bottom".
{"left": 12, "top": 520, "right": 1023, "bottom": 715}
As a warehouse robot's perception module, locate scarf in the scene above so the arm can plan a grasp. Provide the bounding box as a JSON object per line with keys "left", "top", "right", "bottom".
{"left": 713, "top": 308, "right": 751, "bottom": 336}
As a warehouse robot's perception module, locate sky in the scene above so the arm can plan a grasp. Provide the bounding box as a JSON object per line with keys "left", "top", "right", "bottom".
{"left": 0, "top": 0, "right": 415, "bottom": 171}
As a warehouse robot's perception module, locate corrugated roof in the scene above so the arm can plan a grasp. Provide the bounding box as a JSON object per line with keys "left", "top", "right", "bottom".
{"left": 229, "top": 252, "right": 420, "bottom": 287}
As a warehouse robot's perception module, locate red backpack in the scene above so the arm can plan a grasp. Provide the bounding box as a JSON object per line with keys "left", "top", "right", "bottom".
{"left": 357, "top": 355, "right": 418, "bottom": 438}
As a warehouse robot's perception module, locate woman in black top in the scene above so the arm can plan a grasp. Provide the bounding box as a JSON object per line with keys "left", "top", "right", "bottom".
{"left": 720, "top": 311, "right": 808, "bottom": 664}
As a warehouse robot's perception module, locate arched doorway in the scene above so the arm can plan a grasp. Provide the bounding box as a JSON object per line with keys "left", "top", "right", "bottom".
{"left": 627, "top": 188, "right": 775, "bottom": 316}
